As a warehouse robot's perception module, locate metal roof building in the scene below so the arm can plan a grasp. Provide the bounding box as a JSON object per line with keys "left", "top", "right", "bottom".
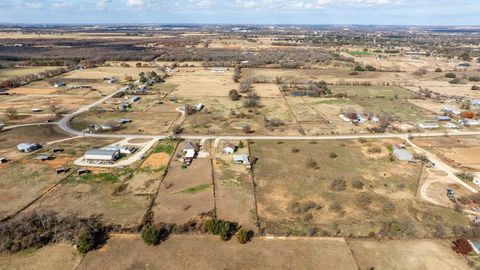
{"left": 84, "top": 149, "right": 120, "bottom": 162}
{"left": 393, "top": 148, "right": 414, "bottom": 162}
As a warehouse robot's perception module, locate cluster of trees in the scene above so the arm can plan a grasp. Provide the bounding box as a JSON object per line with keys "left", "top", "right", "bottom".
{"left": 0, "top": 67, "right": 70, "bottom": 90}
{"left": 0, "top": 212, "right": 109, "bottom": 254}
{"left": 289, "top": 81, "right": 331, "bottom": 97}
{"left": 354, "top": 64, "right": 377, "bottom": 72}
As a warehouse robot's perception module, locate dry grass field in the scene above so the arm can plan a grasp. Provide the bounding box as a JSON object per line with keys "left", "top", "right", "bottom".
{"left": 348, "top": 239, "right": 470, "bottom": 270}
{"left": 78, "top": 234, "right": 358, "bottom": 270}
{"left": 250, "top": 139, "right": 468, "bottom": 237}
{"left": 213, "top": 140, "right": 257, "bottom": 230}
{"left": 413, "top": 136, "right": 480, "bottom": 171}
{"left": 167, "top": 67, "right": 237, "bottom": 97}
{"left": 0, "top": 244, "right": 82, "bottom": 270}
{"left": 64, "top": 66, "right": 159, "bottom": 80}
{"left": 152, "top": 140, "right": 214, "bottom": 224}
{"left": 0, "top": 67, "right": 61, "bottom": 80}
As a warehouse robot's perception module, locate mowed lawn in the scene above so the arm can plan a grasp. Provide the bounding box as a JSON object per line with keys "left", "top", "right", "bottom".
{"left": 250, "top": 139, "right": 468, "bottom": 237}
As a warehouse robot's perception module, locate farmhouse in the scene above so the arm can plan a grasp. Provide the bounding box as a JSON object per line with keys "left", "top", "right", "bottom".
{"left": 17, "top": 143, "right": 41, "bottom": 152}
{"left": 184, "top": 149, "right": 196, "bottom": 164}
{"left": 84, "top": 149, "right": 120, "bottom": 163}
{"left": 223, "top": 142, "right": 236, "bottom": 154}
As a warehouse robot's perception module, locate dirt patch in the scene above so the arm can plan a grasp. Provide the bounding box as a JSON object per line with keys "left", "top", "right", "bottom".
{"left": 348, "top": 239, "right": 470, "bottom": 270}
{"left": 141, "top": 152, "right": 169, "bottom": 169}
{"left": 0, "top": 244, "right": 82, "bottom": 270}
{"left": 8, "top": 87, "right": 58, "bottom": 95}
{"left": 78, "top": 234, "right": 358, "bottom": 270}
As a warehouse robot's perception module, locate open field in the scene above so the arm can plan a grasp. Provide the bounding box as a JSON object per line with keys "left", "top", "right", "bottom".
{"left": 348, "top": 239, "right": 470, "bottom": 270}
{"left": 250, "top": 139, "right": 468, "bottom": 237}
{"left": 413, "top": 136, "right": 480, "bottom": 171}
{"left": 78, "top": 234, "right": 358, "bottom": 270}
{"left": 167, "top": 67, "right": 237, "bottom": 97}
{"left": 152, "top": 140, "right": 214, "bottom": 224}
{"left": 213, "top": 140, "right": 257, "bottom": 230}
{"left": 330, "top": 85, "right": 414, "bottom": 98}
{"left": 178, "top": 96, "right": 301, "bottom": 135}
{"left": 22, "top": 138, "right": 163, "bottom": 227}
{"left": 0, "top": 244, "right": 82, "bottom": 270}
{"left": 63, "top": 66, "right": 159, "bottom": 80}
{"left": 0, "top": 67, "right": 62, "bottom": 80}
{"left": 0, "top": 161, "right": 69, "bottom": 221}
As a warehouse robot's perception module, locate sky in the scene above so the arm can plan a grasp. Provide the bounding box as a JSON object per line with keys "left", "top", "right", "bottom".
{"left": 0, "top": 0, "right": 479, "bottom": 25}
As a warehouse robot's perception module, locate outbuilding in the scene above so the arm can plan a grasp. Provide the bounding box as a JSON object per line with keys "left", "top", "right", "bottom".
{"left": 84, "top": 149, "right": 120, "bottom": 162}
{"left": 223, "top": 143, "right": 236, "bottom": 154}
{"left": 17, "top": 143, "right": 41, "bottom": 152}
{"left": 130, "top": 96, "right": 141, "bottom": 103}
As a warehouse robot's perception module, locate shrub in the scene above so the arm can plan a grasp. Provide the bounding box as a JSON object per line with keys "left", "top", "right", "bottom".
{"left": 206, "top": 219, "right": 238, "bottom": 241}
{"left": 291, "top": 147, "right": 300, "bottom": 153}
{"left": 358, "top": 138, "right": 367, "bottom": 143}
{"left": 306, "top": 158, "right": 319, "bottom": 169}
{"left": 141, "top": 226, "right": 161, "bottom": 246}
{"left": 352, "top": 180, "right": 364, "bottom": 189}
{"left": 329, "top": 202, "right": 343, "bottom": 212}
{"left": 367, "top": 146, "right": 382, "bottom": 154}
{"left": 468, "top": 76, "right": 480, "bottom": 82}
{"left": 228, "top": 89, "right": 241, "bottom": 101}
{"left": 330, "top": 179, "right": 347, "bottom": 191}
{"left": 329, "top": 152, "right": 338, "bottom": 159}
{"left": 445, "top": 72, "right": 457, "bottom": 78}
{"left": 365, "top": 65, "right": 377, "bottom": 71}
{"left": 349, "top": 71, "right": 359, "bottom": 75}
{"left": 236, "top": 229, "right": 254, "bottom": 244}
{"left": 413, "top": 68, "right": 427, "bottom": 76}
{"left": 382, "top": 218, "right": 416, "bottom": 238}
{"left": 356, "top": 193, "right": 373, "bottom": 207}
{"left": 434, "top": 68, "right": 442, "bottom": 72}
{"left": 449, "top": 78, "right": 461, "bottom": 84}
{"left": 354, "top": 65, "right": 365, "bottom": 72}
{"left": 472, "top": 85, "right": 480, "bottom": 91}
{"left": 77, "top": 229, "right": 96, "bottom": 254}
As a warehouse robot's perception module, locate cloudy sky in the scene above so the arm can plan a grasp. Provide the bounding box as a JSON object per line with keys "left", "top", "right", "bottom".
{"left": 0, "top": 0, "right": 479, "bottom": 25}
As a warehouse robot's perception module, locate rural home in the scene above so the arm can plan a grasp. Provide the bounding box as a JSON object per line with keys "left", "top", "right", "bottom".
{"left": 84, "top": 149, "right": 120, "bottom": 163}
{"left": 16, "top": 143, "right": 41, "bottom": 153}
{"left": 223, "top": 142, "right": 236, "bottom": 154}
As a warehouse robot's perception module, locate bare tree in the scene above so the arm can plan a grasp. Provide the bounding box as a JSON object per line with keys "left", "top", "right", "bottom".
{"left": 6, "top": 107, "right": 18, "bottom": 119}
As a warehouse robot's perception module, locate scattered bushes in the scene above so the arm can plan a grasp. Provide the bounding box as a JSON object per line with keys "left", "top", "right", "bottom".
{"left": 449, "top": 78, "right": 462, "bottom": 84}
{"left": 288, "top": 201, "right": 321, "bottom": 214}
{"left": 0, "top": 212, "right": 108, "bottom": 254}
{"left": 413, "top": 68, "right": 427, "bottom": 76}
{"left": 468, "top": 76, "right": 480, "bottom": 82}
{"left": 367, "top": 146, "right": 382, "bottom": 154}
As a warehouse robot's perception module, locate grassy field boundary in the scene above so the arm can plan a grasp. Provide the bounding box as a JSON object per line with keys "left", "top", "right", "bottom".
{"left": 139, "top": 140, "right": 180, "bottom": 229}
{"left": 247, "top": 140, "right": 262, "bottom": 235}
{"left": 0, "top": 167, "right": 78, "bottom": 223}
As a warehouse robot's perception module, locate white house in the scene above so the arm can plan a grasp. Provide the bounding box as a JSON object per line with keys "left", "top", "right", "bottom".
{"left": 223, "top": 143, "right": 236, "bottom": 154}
